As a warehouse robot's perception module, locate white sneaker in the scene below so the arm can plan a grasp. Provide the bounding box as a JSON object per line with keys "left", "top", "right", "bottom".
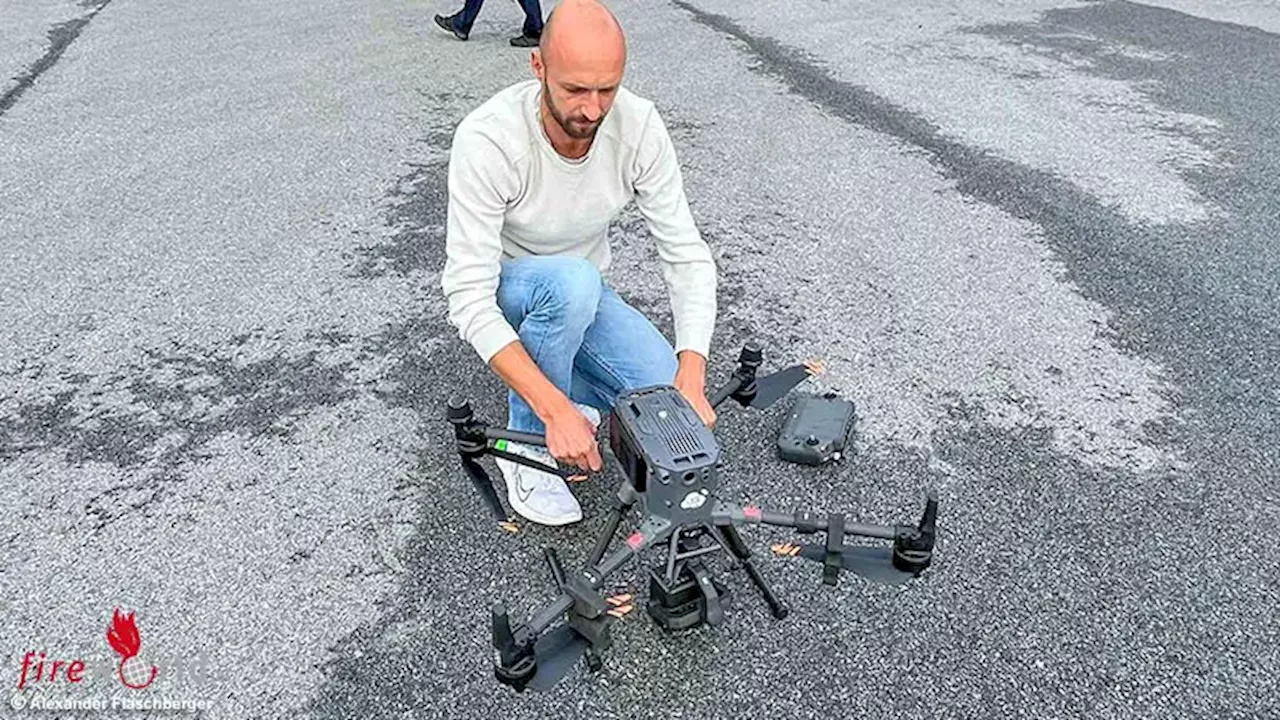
{"left": 575, "top": 402, "right": 602, "bottom": 429}
{"left": 495, "top": 441, "right": 583, "bottom": 526}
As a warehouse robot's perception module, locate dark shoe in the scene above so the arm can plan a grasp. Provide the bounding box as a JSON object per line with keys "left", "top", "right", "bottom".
{"left": 509, "top": 33, "right": 540, "bottom": 47}
{"left": 435, "top": 14, "right": 468, "bottom": 40}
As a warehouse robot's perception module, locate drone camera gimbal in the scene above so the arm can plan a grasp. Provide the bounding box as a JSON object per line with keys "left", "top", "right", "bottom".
{"left": 447, "top": 341, "right": 938, "bottom": 692}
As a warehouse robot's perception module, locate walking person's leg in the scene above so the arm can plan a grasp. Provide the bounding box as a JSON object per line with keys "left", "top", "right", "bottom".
{"left": 509, "top": 0, "right": 545, "bottom": 46}
{"left": 435, "top": 0, "right": 486, "bottom": 40}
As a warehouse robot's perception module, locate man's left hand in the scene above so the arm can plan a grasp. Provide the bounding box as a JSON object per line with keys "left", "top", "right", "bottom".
{"left": 675, "top": 350, "right": 716, "bottom": 428}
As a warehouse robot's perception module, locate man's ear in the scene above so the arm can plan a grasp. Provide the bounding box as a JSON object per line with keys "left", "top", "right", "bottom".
{"left": 530, "top": 49, "right": 544, "bottom": 80}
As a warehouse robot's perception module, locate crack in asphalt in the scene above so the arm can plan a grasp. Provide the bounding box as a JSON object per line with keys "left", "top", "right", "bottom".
{"left": 0, "top": 0, "right": 114, "bottom": 116}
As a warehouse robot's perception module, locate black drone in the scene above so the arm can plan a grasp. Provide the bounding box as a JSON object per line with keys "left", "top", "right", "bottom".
{"left": 446, "top": 342, "right": 938, "bottom": 692}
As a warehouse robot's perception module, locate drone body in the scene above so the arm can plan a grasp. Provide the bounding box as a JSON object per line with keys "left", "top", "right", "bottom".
{"left": 609, "top": 384, "right": 721, "bottom": 524}
{"left": 446, "top": 342, "right": 938, "bottom": 692}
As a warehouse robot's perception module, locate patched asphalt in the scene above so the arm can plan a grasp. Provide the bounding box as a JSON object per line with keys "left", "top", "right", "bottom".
{"left": 2, "top": 1, "right": 1277, "bottom": 719}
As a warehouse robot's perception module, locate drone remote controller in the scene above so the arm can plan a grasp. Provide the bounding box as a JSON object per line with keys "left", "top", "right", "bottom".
{"left": 777, "top": 391, "right": 857, "bottom": 466}
{"left": 445, "top": 341, "right": 938, "bottom": 693}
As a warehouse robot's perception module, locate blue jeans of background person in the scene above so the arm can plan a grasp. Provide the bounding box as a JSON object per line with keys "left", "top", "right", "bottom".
{"left": 450, "top": 0, "right": 544, "bottom": 37}
{"left": 496, "top": 255, "right": 680, "bottom": 436}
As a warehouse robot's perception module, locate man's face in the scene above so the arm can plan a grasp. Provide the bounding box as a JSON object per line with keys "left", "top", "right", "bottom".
{"left": 542, "top": 75, "right": 616, "bottom": 140}
{"left": 533, "top": 45, "right": 624, "bottom": 141}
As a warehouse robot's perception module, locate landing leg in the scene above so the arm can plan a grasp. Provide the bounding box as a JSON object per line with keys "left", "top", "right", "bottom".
{"left": 716, "top": 524, "right": 789, "bottom": 619}
{"left": 587, "top": 482, "right": 636, "bottom": 568}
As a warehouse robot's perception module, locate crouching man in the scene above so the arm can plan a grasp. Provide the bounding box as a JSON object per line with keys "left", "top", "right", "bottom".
{"left": 440, "top": 0, "right": 717, "bottom": 526}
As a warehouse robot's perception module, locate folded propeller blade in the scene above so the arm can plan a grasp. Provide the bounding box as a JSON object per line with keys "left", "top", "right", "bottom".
{"left": 794, "top": 543, "right": 916, "bottom": 585}
{"left": 461, "top": 456, "right": 507, "bottom": 522}
{"left": 528, "top": 624, "right": 590, "bottom": 691}
{"left": 749, "top": 360, "right": 822, "bottom": 408}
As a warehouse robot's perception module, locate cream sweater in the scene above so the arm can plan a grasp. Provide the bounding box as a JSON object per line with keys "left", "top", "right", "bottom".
{"left": 440, "top": 79, "right": 717, "bottom": 364}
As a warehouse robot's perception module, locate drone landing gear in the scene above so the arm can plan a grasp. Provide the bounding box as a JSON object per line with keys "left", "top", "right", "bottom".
{"left": 647, "top": 526, "right": 732, "bottom": 631}
{"left": 586, "top": 483, "right": 791, "bottom": 634}
{"left": 717, "top": 523, "right": 789, "bottom": 620}
{"left": 645, "top": 523, "right": 790, "bottom": 632}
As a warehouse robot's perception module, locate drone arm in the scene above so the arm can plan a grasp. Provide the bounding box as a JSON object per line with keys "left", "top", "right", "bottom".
{"left": 490, "top": 523, "right": 664, "bottom": 691}
{"left": 707, "top": 341, "right": 762, "bottom": 409}
{"left": 487, "top": 447, "right": 588, "bottom": 481}
{"left": 713, "top": 493, "right": 938, "bottom": 584}
{"left": 707, "top": 341, "right": 819, "bottom": 411}
{"left": 484, "top": 427, "right": 549, "bottom": 447}
{"left": 709, "top": 374, "right": 746, "bottom": 409}
{"left": 477, "top": 427, "right": 592, "bottom": 480}
{"left": 522, "top": 524, "right": 666, "bottom": 634}
{"left": 713, "top": 505, "right": 909, "bottom": 541}
{"left": 493, "top": 535, "right": 652, "bottom": 692}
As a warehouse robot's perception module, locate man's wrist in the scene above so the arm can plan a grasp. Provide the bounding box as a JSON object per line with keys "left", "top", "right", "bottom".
{"left": 675, "top": 350, "right": 707, "bottom": 388}
{"left": 487, "top": 341, "right": 575, "bottom": 423}
{"left": 530, "top": 388, "right": 575, "bottom": 422}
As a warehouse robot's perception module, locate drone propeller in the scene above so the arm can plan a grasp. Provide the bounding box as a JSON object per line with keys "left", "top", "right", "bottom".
{"left": 461, "top": 456, "right": 519, "bottom": 533}
{"left": 527, "top": 623, "right": 591, "bottom": 691}
{"left": 749, "top": 360, "right": 825, "bottom": 408}
{"left": 772, "top": 542, "right": 915, "bottom": 585}
{"left": 712, "top": 342, "right": 825, "bottom": 410}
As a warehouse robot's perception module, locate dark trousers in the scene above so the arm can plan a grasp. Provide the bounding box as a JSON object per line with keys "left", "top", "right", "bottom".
{"left": 452, "top": 0, "right": 544, "bottom": 37}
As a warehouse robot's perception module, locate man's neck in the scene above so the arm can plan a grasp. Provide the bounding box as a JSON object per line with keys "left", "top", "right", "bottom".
{"left": 539, "top": 102, "right": 592, "bottom": 160}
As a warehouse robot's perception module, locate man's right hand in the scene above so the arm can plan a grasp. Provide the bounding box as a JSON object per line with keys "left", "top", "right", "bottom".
{"left": 487, "top": 340, "right": 602, "bottom": 472}
{"left": 542, "top": 400, "right": 603, "bottom": 472}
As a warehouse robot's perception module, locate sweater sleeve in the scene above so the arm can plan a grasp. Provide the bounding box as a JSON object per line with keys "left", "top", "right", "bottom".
{"left": 440, "top": 123, "right": 521, "bottom": 364}
{"left": 631, "top": 108, "right": 718, "bottom": 358}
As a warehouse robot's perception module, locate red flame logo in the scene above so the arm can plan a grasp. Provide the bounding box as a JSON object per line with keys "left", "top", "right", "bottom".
{"left": 106, "top": 608, "right": 158, "bottom": 690}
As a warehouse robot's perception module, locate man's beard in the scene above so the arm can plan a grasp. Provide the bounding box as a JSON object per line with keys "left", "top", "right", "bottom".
{"left": 543, "top": 81, "right": 602, "bottom": 140}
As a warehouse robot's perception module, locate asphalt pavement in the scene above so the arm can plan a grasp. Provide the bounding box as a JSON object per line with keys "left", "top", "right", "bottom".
{"left": 2, "top": 1, "right": 1277, "bottom": 718}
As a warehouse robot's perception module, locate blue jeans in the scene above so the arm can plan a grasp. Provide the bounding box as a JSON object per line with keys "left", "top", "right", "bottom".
{"left": 496, "top": 256, "right": 680, "bottom": 435}
{"left": 450, "top": 0, "right": 544, "bottom": 37}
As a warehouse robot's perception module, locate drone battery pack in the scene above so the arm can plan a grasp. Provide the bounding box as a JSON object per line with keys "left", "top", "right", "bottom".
{"left": 777, "top": 392, "right": 856, "bottom": 466}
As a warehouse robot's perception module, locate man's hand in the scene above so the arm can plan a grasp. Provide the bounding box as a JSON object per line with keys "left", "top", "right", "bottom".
{"left": 542, "top": 399, "right": 603, "bottom": 472}
{"left": 489, "top": 341, "right": 603, "bottom": 472}
{"left": 674, "top": 350, "right": 716, "bottom": 427}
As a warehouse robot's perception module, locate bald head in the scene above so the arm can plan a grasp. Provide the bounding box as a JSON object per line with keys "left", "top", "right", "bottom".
{"left": 539, "top": 0, "right": 626, "bottom": 70}
{"left": 530, "top": 0, "right": 627, "bottom": 146}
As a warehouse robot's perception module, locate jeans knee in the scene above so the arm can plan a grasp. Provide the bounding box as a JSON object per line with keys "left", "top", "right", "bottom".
{"left": 619, "top": 343, "right": 678, "bottom": 391}
{"left": 657, "top": 348, "right": 678, "bottom": 383}
{"left": 646, "top": 349, "right": 678, "bottom": 389}
{"left": 533, "top": 257, "right": 602, "bottom": 327}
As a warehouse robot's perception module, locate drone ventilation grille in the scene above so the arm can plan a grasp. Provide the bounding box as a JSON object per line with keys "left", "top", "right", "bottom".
{"left": 655, "top": 412, "right": 709, "bottom": 466}
{"left": 666, "top": 430, "right": 700, "bottom": 458}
